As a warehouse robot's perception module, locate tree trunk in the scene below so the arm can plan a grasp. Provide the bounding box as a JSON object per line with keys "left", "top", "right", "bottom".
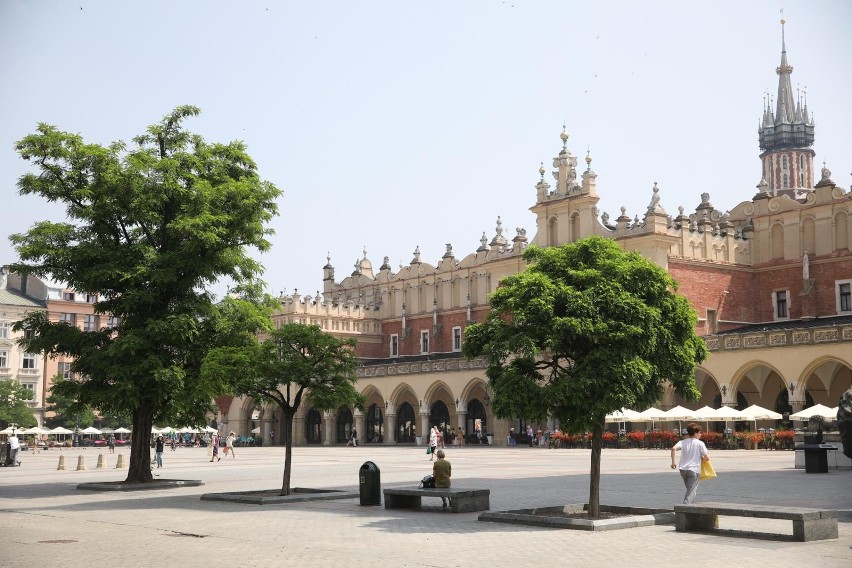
{"left": 280, "top": 411, "right": 294, "bottom": 496}
{"left": 587, "top": 421, "right": 603, "bottom": 519}
{"left": 126, "top": 402, "right": 154, "bottom": 483}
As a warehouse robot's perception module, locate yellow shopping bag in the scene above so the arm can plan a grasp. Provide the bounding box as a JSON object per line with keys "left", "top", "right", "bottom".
{"left": 700, "top": 459, "right": 717, "bottom": 480}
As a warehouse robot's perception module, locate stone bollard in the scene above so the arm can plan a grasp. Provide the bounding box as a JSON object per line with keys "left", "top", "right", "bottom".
{"left": 57, "top": 455, "right": 67, "bottom": 470}
{"left": 76, "top": 455, "right": 87, "bottom": 471}
{"left": 97, "top": 453, "right": 106, "bottom": 469}
{"left": 115, "top": 454, "right": 127, "bottom": 469}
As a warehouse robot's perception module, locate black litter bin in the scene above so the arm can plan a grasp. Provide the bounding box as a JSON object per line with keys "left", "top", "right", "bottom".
{"left": 359, "top": 461, "right": 381, "bottom": 506}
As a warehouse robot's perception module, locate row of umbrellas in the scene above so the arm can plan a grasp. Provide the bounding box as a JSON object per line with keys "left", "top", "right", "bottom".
{"left": 0, "top": 425, "right": 219, "bottom": 436}
{"left": 605, "top": 403, "right": 839, "bottom": 424}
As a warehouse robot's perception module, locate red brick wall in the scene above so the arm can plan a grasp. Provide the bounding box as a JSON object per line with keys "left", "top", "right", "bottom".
{"left": 670, "top": 251, "right": 852, "bottom": 329}
{"left": 668, "top": 261, "right": 758, "bottom": 332}
{"left": 355, "top": 307, "right": 490, "bottom": 359}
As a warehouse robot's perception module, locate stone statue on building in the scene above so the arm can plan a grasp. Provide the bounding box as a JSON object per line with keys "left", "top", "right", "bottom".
{"left": 802, "top": 248, "right": 810, "bottom": 280}
{"left": 838, "top": 387, "right": 852, "bottom": 459}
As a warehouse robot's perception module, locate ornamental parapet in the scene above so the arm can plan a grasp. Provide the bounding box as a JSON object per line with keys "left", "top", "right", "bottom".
{"left": 355, "top": 355, "right": 486, "bottom": 378}
{"left": 705, "top": 324, "right": 852, "bottom": 352}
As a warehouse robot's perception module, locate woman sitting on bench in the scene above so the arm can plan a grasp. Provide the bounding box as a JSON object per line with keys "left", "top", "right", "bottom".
{"left": 433, "top": 450, "right": 452, "bottom": 507}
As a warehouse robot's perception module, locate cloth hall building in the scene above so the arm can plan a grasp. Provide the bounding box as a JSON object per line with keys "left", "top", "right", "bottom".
{"left": 218, "top": 24, "right": 852, "bottom": 446}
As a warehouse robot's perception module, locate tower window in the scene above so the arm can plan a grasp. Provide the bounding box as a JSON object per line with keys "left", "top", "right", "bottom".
{"left": 782, "top": 155, "right": 788, "bottom": 169}
{"left": 773, "top": 290, "right": 789, "bottom": 319}
{"left": 420, "top": 330, "right": 429, "bottom": 354}
{"left": 838, "top": 282, "right": 852, "bottom": 313}
{"left": 782, "top": 173, "right": 789, "bottom": 189}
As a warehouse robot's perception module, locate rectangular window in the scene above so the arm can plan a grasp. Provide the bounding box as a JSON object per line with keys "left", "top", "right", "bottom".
{"left": 420, "top": 330, "right": 429, "bottom": 354}
{"left": 0, "top": 350, "right": 7, "bottom": 368}
{"left": 774, "top": 290, "right": 788, "bottom": 319}
{"left": 86, "top": 294, "right": 97, "bottom": 303}
{"left": 452, "top": 326, "right": 462, "bottom": 351}
{"left": 59, "top": 313, "right": 76, "bottom": 326}
{"left": 0, "top": 321, "right": 8, "bottom": 339}
{"left": 83, "top": 315, "right": 99, "bottom": 332}
{"left": 58, "top": 362, "right": 72, "bottom": 379}
{"left": 21, "top": 383, "right": 35, "bottom": 396}
{"left": 22, "top": 353, "right": 37, "bottom": 369}
{"left": 838, "top": 281, "right": 852, "bottom": 313}
{"left": 390, "top": 334, "right": 399, "bottom": 358}
{"left": 63, "top": 291, "right": 75, "bottom": 301}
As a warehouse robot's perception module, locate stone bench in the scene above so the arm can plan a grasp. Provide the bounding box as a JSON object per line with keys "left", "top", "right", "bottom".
{"left": 383, "top": 487, "right": 490, "bottom": 513}
{"left": 674, "top": 502, "right": 837, "bottom": 542}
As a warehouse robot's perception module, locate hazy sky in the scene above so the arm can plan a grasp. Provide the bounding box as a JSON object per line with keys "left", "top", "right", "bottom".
{"left": 2, "top": 1, "right": 850, "bottom": 299}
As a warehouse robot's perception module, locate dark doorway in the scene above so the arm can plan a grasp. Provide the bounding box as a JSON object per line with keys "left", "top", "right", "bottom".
{"left": 366, "top": 404, "right": 384, "bottom": 443}
{"left": 396, "top": 402, "right": 416, "bottom": 443}
{"left": 336, "top": 407, "right": 353, "bottom": 444}
{"left": 306, "top": 409, "right": 322, "bottom": 444}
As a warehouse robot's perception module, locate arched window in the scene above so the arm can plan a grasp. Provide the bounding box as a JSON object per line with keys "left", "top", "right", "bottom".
{"left": 548, "top": 217, "right": 558, "bottom": 247}
{"left": 782, "top": 173, "right": 789, "bottom": 188}
{"left": 306, "top": 409, "right": 322, "bottom": 444}
{"left": 467, "top": 399, "right": 487, "bottom": 443}
{"left": 365, "top": 404, "right": 384, "bottom": 443}
{"left": 782, "top": 155, "right": 788, "bottom": 169}
{"left": 336, "top": 407, "right": 353, "bottom": 443}
{"left": 396, "top": 402, "right": 416, "bottom": 443}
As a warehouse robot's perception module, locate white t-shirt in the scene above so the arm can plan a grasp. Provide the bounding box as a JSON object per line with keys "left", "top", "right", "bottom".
{"left": 429, "top": 429, "right": 438, "bottom": 447}
{"left": 9, "top": 435, "right": 19, "bottom": 450}
{"left": 674, "top": 437, "right": 708, "bottom": 473}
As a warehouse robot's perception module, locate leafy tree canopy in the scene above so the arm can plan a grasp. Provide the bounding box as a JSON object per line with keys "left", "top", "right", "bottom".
{"left": 9, "top": 107, "right": 281, "bottom": 481}
{"left": 0, "top": 380, "right": 37, "bottom": 429}
{"left": 43, "top": 376, "right": 96, "bottom": 430}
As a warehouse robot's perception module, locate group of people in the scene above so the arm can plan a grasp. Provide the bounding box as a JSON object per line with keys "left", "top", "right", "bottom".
{"left": 209, "top": 431, "right": 238, "bottom": 462}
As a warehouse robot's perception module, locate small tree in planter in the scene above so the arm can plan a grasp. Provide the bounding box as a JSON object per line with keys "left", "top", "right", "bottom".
{"left": 463, "top": 237, "right": 706, "bottom": 519}
{"left": 203, "top": 323, "right": 362, "bottom": 496}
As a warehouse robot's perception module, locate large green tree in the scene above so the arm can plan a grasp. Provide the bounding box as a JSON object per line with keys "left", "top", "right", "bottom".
{"left": 9, "top": 106, "right": 281, "bottom": 482}
{"left": 463, "top": 236, "right": 707, "bottom": 518}
{"left": 0, "top": 380, "right": 37, "bottom": 429}
{"left": 202, "top": 323, "right": 362, "bottom": 495}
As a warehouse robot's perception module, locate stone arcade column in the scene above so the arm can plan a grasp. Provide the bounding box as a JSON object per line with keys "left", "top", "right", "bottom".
{"left": 323, "top": 411, "right": 334, "bottom": 446}
{"left": 354, "top": 409, "right": 364, "bottom": 445}
{"left": 261, "top": 418, "right": 273, "bottom": 446}
{"left": 455, "top": 410, "right": 467, "bottom": 445}
{"left": 420, "top": 410, "right": 431, "bottom": 444}
{"left": 384, "top": 413, "right": 396, "bottom": 444}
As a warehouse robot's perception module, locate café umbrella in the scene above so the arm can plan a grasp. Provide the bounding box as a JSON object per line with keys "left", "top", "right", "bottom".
{"left": 789, "top": 404, "right": 838, "bottom": 421}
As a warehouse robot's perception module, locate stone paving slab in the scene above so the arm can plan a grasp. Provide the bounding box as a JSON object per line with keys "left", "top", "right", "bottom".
{"left": 1, "top": 446, "right": 850, "bottom": 567}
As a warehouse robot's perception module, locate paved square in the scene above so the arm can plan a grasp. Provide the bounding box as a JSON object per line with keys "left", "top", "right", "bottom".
{"left": 2, "top": 445, "right": 850, "bottom": 567}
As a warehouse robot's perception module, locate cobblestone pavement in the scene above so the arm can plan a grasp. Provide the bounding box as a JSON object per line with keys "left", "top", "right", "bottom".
{"left": 2, "top": 445, "right": 850, "bottom": 567}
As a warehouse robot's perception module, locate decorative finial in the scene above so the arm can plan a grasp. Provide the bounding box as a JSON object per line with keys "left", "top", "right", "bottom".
{"left": 538, "top": 161, "right": 545, "bottom": 179}
{"left": 560, "top": 123, "right": 569, "bottom": 146}
{"left": 585, "top": 148, "right": 592, "bottom": 171}
{"left": 363, "top": 246, "right": 367, "bottom": 259}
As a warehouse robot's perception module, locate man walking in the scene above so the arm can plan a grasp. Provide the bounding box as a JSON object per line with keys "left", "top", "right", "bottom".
{"left": 8, "top": 432, "right": 21, "bottom": 466}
